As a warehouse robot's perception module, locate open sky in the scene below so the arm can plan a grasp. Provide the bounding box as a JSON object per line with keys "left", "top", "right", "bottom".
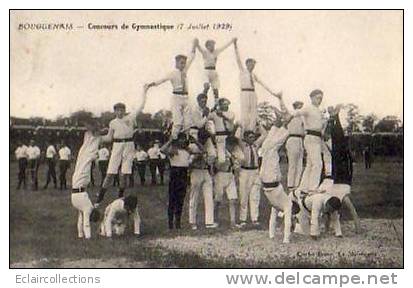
{"left": 10, "top": 10, "right": 403, "bottom": 121}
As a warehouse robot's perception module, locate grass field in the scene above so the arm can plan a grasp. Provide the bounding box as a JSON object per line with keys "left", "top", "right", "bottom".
{"left": 9, "top": 158, "right": 403, "bottom": 268}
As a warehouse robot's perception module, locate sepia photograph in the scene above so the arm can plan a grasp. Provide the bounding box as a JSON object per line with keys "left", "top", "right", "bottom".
{"left": 9, "top": 9, "right": 403, "bottom": 269}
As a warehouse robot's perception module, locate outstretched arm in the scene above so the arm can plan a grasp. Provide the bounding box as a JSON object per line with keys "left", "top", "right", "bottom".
{"left": 101, "top": 127, "right": 114, "bottom": 143}
{"left": 233, "top": 39, "right": 244, "bottom": 71}
{"left": 148, "top": 74, "right": 171, "bottom": 88}
{"left": 254, "top": 74, "right": 282, "bottom": 97}
{"left": 216, "top": 38, "right": 236, "bottom": 55}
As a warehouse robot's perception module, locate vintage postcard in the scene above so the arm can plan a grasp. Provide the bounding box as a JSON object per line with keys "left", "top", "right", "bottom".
{"left": 9, "top": 10, "right": 403, "bottom": 270}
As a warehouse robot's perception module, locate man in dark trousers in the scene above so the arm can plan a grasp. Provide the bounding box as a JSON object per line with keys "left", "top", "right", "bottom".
{"left": 318, "top": 105, "right": 361, "bottom": 234}
{"left": 134, "top": 144, "right": 148, "bottom": 185}
{"left": 58, "top": 142, "right": 71, "bottom": 190}
{"left": 15, "top": 141, "right": 28, "bottom": 189}
{"left": 148, "top": 140, "right": 161, "bottom": 185}
{"left": 363, "top": 146, "right": 372, "bottom": 169}
{"left": 44, "top": 141, "right": 58, "bottom": 189}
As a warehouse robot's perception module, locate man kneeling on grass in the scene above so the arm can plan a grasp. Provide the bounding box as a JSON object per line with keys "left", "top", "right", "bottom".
{"left": 100, "top": 195, "right": 141, "bottom": 238}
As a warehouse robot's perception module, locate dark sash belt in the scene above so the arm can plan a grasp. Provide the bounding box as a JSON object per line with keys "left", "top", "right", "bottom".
{"left": 72, "top": 187, "right": 86, "bottom": 193}
{"left": 190, "top": 126, "right": 200, "bottom": 130}
{"left": 262, "top": 181, "right": 280, "bottom": 188}
{"left": 241, "top": 88, "right": 255, "bottom": 92}
{"left": 241, "top": 166, "right": 258, "bottom": 170}
{"left": 113, "top": 138, "right": 133, "bottom": 143}
{"left": 173, "top": 91, "right": 188, "bottom": 95}
{"left": 306, "top": 130, "right": 322, "bottom": 138}
{"left": 205, "top": 66, "right": 216, "bottom": 70}
{"left": 289, "top": 134, "right": 304, "bottom": 139}
{"left": 216, "top": 131, "right": 231, "bottom": 136}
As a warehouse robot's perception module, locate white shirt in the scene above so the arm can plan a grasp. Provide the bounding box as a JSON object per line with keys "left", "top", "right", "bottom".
{"left": 109, "top": 114, "right": 136, "bottom": 139}
{"left": 154, "top": 52, "right": 195, "bottom": 93}
{"left": 147, "top": 146, "right": 161, "bottom": 159}
{"left": 15, "top": 145, "right": 28, "bottom": 159}
{"left": 239, "top": 140, "right": 262, "bottom": 168}
{"left": 191, "top": 105, "right": 209, "bottom": 128}
{"left": 240, "top": 71, "right": 257, "bottom": 90}
{"left": 26, "top": 145, "right": 41, "bottom": 160}
{"left": 46, "top": 145, "right": 57, "bottom": 159}
{"left": 169, "top": 149, "right": 191, "bottom": 167}
{"left": 102, "top": 198, "right": 140, "bottom": 237}
{"left": 297, "top": 191, "right": 341, "bottom": 237}
{"left": 59, "top": 146, "right": 71, "bottom": 160}
{"left": 72, "top": 132, "right": 101, "bottom": 189}
{"left": 259, "top": 126, "right": 289, "bottom": 183}
{"left": 299, "top": 105, "right": 324, "bottom": 132}
{"left": 287, "top": 115, "right": 305, "bottom": 136}
{"left": 97, "top": 147, "right": 110, "bottom": 161}
{"left": 209, "top": 111, "right": 235, "bottom": 132}
{"left": 135, "top": 150, "right": 148, "bottom": 162}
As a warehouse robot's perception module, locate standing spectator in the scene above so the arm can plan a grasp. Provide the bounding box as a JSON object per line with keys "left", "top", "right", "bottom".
{"left": 158, "top": 150, "right": 167, "bottom": 185}
{"left": 148, "top": 140, "right": 161, "bottom": 185}
{"left": 44, "top": 141, "right": 58, "bottom": 189}
{"left": 97, "top": 144, "right": 110, "bottom": 186}
{"left": 363, "top": 146, "right": 372, "bottom": 169}
{"left": 26, "top": 139, "right": 41, "bottom": 191}
{"left": 15, "top": 141, "right": 28, "bottom": 189}
{"left": 160, "top": 133, "right": 191, "bottom": 230}
{"left": 134, "top": 144, "right": 148, "bottom": 186}
{"left": 58, "top": 142, "right": 71, "bottom": 190}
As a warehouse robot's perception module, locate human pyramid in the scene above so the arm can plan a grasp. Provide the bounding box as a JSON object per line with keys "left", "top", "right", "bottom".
{"left": 71, "top": 37, "right": 361, "bottom": 244}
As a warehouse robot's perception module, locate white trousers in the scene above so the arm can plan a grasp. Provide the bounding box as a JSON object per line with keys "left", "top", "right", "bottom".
{"left": 107, "top": 142, "right": 135, "bottom": 174}
{"left": 171, "top": 94, "right": 191, "bottom": 139}
{"left": 239, "top": 169, "right": 261, "bottom": 222}
{"left": 216, "top": 135, "right": 227, "bottom": 164}
{"left": 300, "top": 135, "right": 322, "bottom": 191}
{"left": 204, "top": 70, "right": 220, "bottom": 90}
{"left": 286, "top": 137, "right": 304, "bottom": 188}
{"left": 189, "top": 169, "right": 214, "bottom": 225}
{"left": 214, "top": 172, "right": 238, "bottom": 202}
{"left": 71, "top": 192, "right": 94, "bottom": 239}
{"left": 240, "top": 90, "right": 258, "bottom": 132}
{"left": 263, "top": 184, "right": 292, "bottom": 243}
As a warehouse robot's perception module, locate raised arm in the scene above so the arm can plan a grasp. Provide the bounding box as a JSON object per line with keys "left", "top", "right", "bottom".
{"left": 184, "top": 39, "right": 198, "bottom": 72}
{"left": 195, "top": 40, "right": 207, "bottom": 56}
{"left": 254, "top": 125, "right": 269, "bottom": 147}
{"left": 160, "top": 139, "right": 173, "bottom": 155}
{"left": 233, "top": 39, "right": 244, "bottom": 71}
{"left": 130, "top": 85, "right": 149, "bottom": 119}
{"left": 216, "top": 38, "right": 236, "bottom": 54}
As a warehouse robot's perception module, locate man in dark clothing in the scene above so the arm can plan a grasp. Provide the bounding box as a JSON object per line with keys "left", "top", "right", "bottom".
{"left": 319, "top": 105, "right": 361, "bottom": 234}
{"left": 363, "top": 146, "right": 372, "bottom": 169}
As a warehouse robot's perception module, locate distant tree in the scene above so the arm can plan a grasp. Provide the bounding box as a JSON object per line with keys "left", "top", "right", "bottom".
{"left": 29, "top": 116, "right": 45, "bottom": 126}
{"left": 344, "top": 104, "right": 363, "bottom": 133}
{"left": 374, "top": 115, "right": 402, "bottom": 133}
{"left": 152, "top": 109, "right": 172, "bottom": 128}
{"left": 70, "top": 110, "right": 95, "bottom": 126}
{"left": 99, "top": 111, "right": 115, "bottom": 127}
{"left": 362, "top": 113, "right": 378, "bottom": 133}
